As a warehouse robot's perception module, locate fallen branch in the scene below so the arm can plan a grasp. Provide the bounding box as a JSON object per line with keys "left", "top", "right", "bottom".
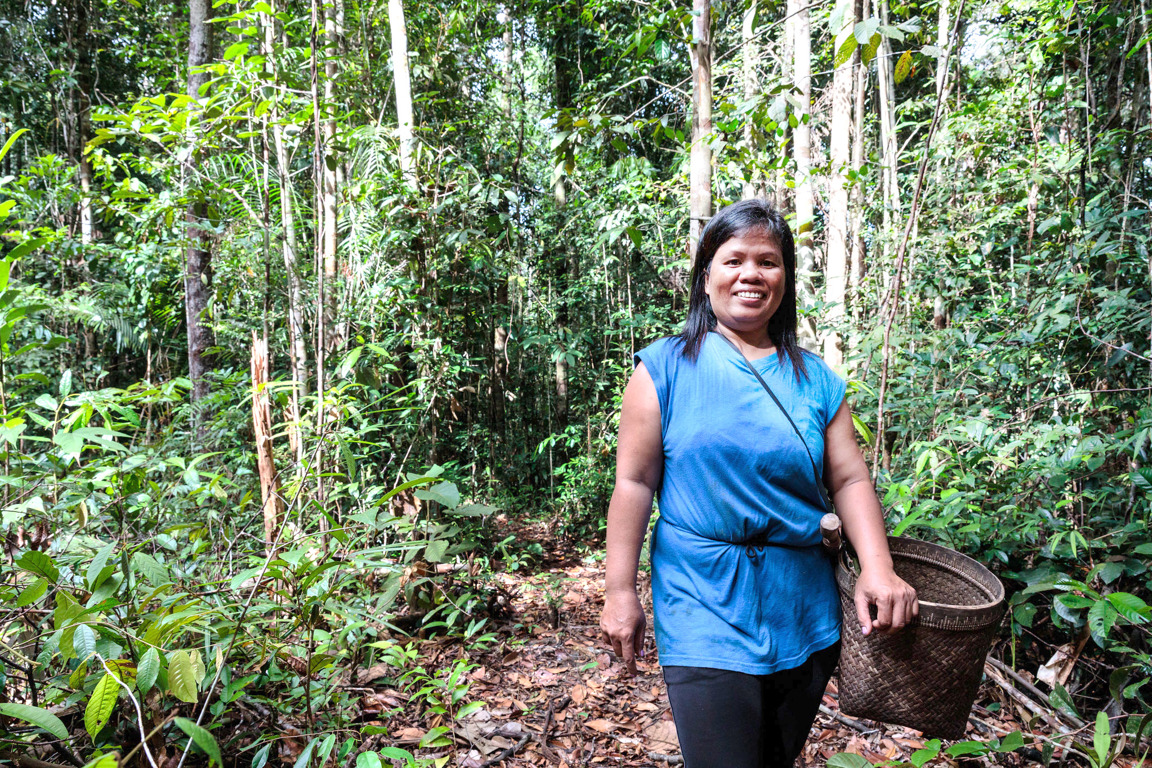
{"left": 987, "top": 656, "right": 1086, "bottom": 729}
{"left": 647, "top": 752, "right": 684, "bottom": 765}
{"left": 983, "top": 662, "right": 1071, "bottom": 734}
{"left": 480, "top": 734, "right": 530, "bottom": 767}
{"left": 819, "top": 704, "right": 876, "bottom": 734}
{"left": 0, "top": 752, "right": 74, "bottom": 768}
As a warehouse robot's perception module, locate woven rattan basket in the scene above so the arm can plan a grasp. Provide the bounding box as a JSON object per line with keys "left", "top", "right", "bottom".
{"left": 835, "top": 536, "right": 1006, "bottom": 739}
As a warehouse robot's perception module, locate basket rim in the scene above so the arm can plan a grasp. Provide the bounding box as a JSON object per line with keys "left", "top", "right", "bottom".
{"left": 837, "top": 535, "right": 1006, "bottom": 615}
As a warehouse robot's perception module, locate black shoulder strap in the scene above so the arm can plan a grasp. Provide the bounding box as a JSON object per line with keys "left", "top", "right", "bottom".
{"left": 715, "top": 333, "right": 835, "bottom": 515}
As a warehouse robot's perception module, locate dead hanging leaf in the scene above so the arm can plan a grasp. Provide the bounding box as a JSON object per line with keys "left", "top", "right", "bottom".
{"left": 644, "top": 719, "right": 679, "bottom": 753}
{"left": 1037, "top": 641, "right": 1080, "bottom": 688}
{"left": 570, "top": 684, "right": 587, "bottom": 705}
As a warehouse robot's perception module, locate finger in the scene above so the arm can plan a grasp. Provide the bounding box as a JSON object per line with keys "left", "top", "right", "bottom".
{"left": 612, "top": 635, "right": 625, "bottom": 661}
{"left": 911, "top": 592, "right": 920, "bottom": 620}
{"left": 889, "top": 600, "right": 906, "bottom": 633}
{"left": 854, "top": 591, "right": 873, "bottom": 636}
{"left": 873, "top": 592, "right": 893, "bottom": 631}
{"left": 633, "top": 626, "right": 645, "bottom": 661}
{"left": 620, "top": 636, "right": 637, "bottom": 676}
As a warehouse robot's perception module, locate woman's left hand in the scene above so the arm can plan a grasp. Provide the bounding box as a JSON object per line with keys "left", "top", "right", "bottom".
{"left": 853, "top": 567, "right": 918, "bottom": 636}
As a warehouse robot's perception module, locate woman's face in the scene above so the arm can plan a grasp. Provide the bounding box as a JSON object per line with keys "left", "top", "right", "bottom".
{"left": 704, "top": 231, "right": 786, "bottom": 340}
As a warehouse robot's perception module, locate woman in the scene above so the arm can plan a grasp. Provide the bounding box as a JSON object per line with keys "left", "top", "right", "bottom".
{"left": 600, "top": 200, "right": 918, "bottom": 768}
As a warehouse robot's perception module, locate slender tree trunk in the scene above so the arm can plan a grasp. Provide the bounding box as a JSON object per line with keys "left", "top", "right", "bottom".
{"left": 74, "top": 0, "right": 94, "bottom": 245}
{"left": 688, "top": 0, "right": 712, "bottom": 259}
{"left": 877, "top": 0, "right": 900, "bottom": 226}
{"left": 742, "top": 0, "right": 761, "bottom": 200}
{"left": 824, "top": 0, "right": 854, "bottom": 368}
{"left": 389, "top": 0, "right": 416, "bottom": 186}
{"left": 251, "top": 333, "right": 284, "bottom": 556}
{"left": 793, "top": 0, "right": 818, "bottom": 348}
{"left": 265, "top": 0, "right": 306, "bottom": 461}
{"left": 322, "top": 0, "right": 340, "bottom": 352}
{"left": 849, "top": 0, "right": 869, "bottom": 294}
{"left": 184, "top": 0, "right": 215, "bottom": 423}
{"left": 777, "top": 0, "right": 795, "bottom": 210}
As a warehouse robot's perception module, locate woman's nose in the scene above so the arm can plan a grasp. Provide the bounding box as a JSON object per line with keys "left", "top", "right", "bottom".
{"left": 739, "top": 261, "right": 762, "bottom": 281}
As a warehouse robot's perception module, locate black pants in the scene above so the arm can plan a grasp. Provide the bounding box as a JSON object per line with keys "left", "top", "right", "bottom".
{"left": 663, "top": 642, "right": 840, "bottom": 768}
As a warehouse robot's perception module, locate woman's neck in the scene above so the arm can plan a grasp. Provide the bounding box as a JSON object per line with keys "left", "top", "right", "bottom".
{"left": 713, "top": 325, "right": 776, "bottom": 360}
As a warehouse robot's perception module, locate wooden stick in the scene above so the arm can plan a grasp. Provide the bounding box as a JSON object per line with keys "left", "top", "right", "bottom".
{"left": 983, "top": 662, "right": 1071, "bottom": 734}
{"left": 647, "top": 753, "right": 684, "bottom": 765}
{"left": 480, "top": 734, "right": 530, "bottom": 767}
{"left": 819, "top": 704, "right": 876, "bottom": 733}
{"left": 987, "top": 656, "right": 1086, "bottom": 729}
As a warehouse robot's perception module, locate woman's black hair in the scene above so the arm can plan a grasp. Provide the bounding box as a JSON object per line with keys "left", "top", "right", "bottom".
{"left": 677, "top": 198, "right": 809, "bottom": 380}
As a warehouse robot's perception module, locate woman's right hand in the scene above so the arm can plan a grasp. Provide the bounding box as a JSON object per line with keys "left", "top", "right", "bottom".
{"left": 600, "top": 590, "right": 646, "bottom": 675}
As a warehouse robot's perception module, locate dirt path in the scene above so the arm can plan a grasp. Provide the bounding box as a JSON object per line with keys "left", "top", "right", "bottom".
{"left": 354, "top": 526, "right": 1093, "bottom": 767}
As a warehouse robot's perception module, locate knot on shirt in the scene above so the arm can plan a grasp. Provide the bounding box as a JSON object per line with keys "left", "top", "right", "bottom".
{"left": 742, "top": 532, "right": 769, "bottom": 559}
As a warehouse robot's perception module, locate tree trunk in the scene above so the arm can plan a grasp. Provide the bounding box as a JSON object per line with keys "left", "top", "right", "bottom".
{"left": 849, "top": 0, "right": 869, "bottom": 293}
{"left": 824, "top": 0, "right": 854, "bottom": 368}
{"left": 389, "top": 0, "right": 416, "bottom": 186}
{"left": 322, "top": 0, "right": 340, "bottom": 352}
{"left": 792, "top": 0, "right": 818, "bottom": 348}
{"left": 184, "top": 0, "right": 215, "bottom": 421}
{"left": 265, "top": 0, "right": 306, "bottom": 461}
{"left": 742, "top": 0, "right": 761, "bottom": 200}
{"left": 877, "top": 0, "right": 900, "bottom": 225}
{"left": 74, "top": 0, "right": 94, "bottom": 245}
{"left": 688, "top": 0, "right": 712, "bottom": 259}
{"left": 777, "top": 0, "right": 796, "bottom": 210}
{"left": 251, "top": 333, "right": 284, "bottom": 556}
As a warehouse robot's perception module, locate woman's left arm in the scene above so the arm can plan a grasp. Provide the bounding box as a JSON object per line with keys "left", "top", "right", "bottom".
{"left": 824, "top": 399, "right": 918, "bottom": 636}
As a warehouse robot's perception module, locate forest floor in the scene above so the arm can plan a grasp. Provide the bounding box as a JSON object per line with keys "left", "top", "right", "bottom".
{"left": 335, "top": 520, "right": 1136, "bottom": 768}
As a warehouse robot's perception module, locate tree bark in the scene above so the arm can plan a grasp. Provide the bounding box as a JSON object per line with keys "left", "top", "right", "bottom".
{"left": 742, "top": 0, "right": 761, "bottom": 200}
{"left": 688, "top": 0, "right": 712, "bottom": 260}
{"left": 849, "top": 0, "right": 869, "bottom": 293}
{"left": 777, "top": 0, "right": 796, "bottom": 210}
{"left": 824, "top": 0, "right": 854, "bottom": 369}
{"left": 251, "top": 333, "right": 284, "bottom": 556}
{"left": 792, "top": 0, "right": 818, "bottom": 348}
{"left": 184, "top": 0, "right": 215, "bottom": 421}
{"left": 264, "top": 0, "right": 306, "bottom": 461}
{"left": 389, "top": 0, "right": 416, "bottom": 186}
{"left": 877, "top": 0, "right": 900, "bottom": 226}
{"left": 322, "top": 0, "right": 340, "bottom": 352}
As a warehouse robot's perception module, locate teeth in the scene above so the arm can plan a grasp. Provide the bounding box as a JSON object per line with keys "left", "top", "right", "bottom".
{"left": 735, "top": 292, "right": 764, "bottom": 299}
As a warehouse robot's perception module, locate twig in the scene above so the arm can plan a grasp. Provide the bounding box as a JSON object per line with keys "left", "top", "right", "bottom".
{"left": 0, "top": 752, "right": 73, "bottom": 768}
{"left": 96, "top": 654, "right": 160, "bottom": 768}
{"left": 819, "top": 704, "right": 876, "bottom": 734}
{"left": 480, "top": 733, "right": 531, "bottom": 767}
{"left": 647, "top": 753, "right": 684, "bottom": 765}
{"left": 983, "top": 662, "right": 1071, "bottom": 735}
{"left": 986, "top": 656, "right": 1086, "bottom": 729}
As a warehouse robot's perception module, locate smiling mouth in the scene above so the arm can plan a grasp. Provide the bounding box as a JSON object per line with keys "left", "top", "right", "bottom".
{"left": 734, "top": 291, "right": 765, "bottom": 299}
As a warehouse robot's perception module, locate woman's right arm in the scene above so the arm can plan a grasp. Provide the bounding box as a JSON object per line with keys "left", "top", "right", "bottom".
{"left": 600, "top": 362, "right": 664, "bottom": 675}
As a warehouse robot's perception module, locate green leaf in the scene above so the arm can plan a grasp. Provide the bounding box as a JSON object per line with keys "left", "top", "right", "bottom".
{"left": 1050, "top": 683, "right": 1081, "bottom": 719}
{"left": 827, "top": 755, "right": 873, "bottom": 768}
{"left": 81, "top": 755, "right": 118, "bottom": 768}
{"left": 74, "top": 624, "right": 97, "bottom": 661}
{"left": 190, "top": 649, "right": 206, "bottom": 684}
{"left": 7, "top": 237, "right": 49, "bottom": 262}
{"left": 85, "top": 672, "right": 120, "bottom": 739}
{"left": 223, "top": 42, "right": 249, "bottom": 60}
{"left": 946, "top": 741, "right": 991, "bottom": 757}
{"left": 854, "top": 17, "right": 880, "bottom": 45}
{"left": 174, "top": 717, "right": 222, "bottom": 767}
{"left": 87, "top": 541, "right": 116, "bottom": 590}
{"left": 0, "top": 702, "right": 69, "bottom": 739}
{"left": 1107, "top": 592, "right": 1150, "bottom": 623}
{"left": 455, "top": 700, "right": 485, "bottom": 720}
{"left": 910, "top": 739, "right": 942, "bottom": 767}
{"left": 17, "top": 577, "right": 49, "bottom": 607}
{"left": 251, "top": 743, "right": 272, "bottom": 768}
{"left": 895, "top": 50, "right": 913, "bottom": 84}
{"left": 137, "top": 648, "right": 160, "bottom": 693}
{"left": 168, "top": 650, "right": 199, "bottom": 703}
{"left": 1094, "top": 710, "right": 1110, "bottom": 767}
{"left": 996, "top": 731, "right": 1025, "bottom": 752}
{"left": 425, "top": 539, "right": 449, "bottom": 563}
{"left": 355, "top": 753, "right": 383, "bottom": 768}
{"left": 0, "top": 127, "right": 29, "bottom": 163}
{"left": 132, "top": 552, "right": 171, "bottom": 585}
{"left": 625, "top": 226, "right": 642, "bottom": 249}
{"left": 834, "top": 35, "right": 857, "bottom": 67}
{"left": 18, "top": 550, "right": 59, "bottom": 583}
{"left": 415, "top": 480, "right": 460, "bottom": 509}
{"left": 1088, "top": 600, "right": 1118, "bottom": 645}
{"left": 378, "top": 747, "right": 415, "bottom": 763}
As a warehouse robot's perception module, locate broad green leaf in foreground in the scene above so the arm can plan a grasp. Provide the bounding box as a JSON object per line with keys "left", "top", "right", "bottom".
{"left": 85, "top": 672, "right": 120, "bottom": 739}
{"left": 174, "top": 717, "right": 222, "bottom": 767}
{"left": 0, "top": 702, "right": 69, "bottom": 739}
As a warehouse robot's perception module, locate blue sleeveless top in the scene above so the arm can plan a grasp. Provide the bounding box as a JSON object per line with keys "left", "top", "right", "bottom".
{"left": 635, "top": 332, "right": 846, "bottom": 675}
